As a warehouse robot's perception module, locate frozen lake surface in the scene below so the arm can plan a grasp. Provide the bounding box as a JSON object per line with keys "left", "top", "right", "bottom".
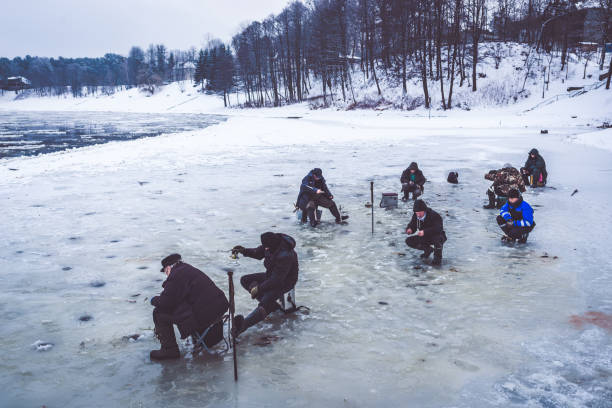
{"left": 0, "top": 111, "right": 226, "bottom": 158}
{"left": 0, "top": 112, "right": 611, "bottom": 407}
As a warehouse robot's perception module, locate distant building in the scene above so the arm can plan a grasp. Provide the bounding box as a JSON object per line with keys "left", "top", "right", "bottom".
{"left": 1, "top": 76, "right": 32, "bottom": 91}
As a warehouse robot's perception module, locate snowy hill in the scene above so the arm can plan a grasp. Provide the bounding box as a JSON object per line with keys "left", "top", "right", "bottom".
{"left": 1, "top": 42, "right": 610, "bottom": 151}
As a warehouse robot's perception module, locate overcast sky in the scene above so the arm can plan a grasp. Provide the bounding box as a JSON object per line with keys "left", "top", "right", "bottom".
{"left": 0, "top": 0, "right": 293, "bottom": 58}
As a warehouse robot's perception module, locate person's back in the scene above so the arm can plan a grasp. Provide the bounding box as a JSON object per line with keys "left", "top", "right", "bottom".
{"left": 150, "top": 255, "right": 229, "bottom": 361}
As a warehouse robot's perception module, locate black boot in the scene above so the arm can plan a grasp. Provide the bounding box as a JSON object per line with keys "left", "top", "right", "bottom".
{"left": 233, "top": 306, "right": 267, "bottom": 337}
{"left": 307, "top": 207, "right": 318, "bottom": 227}
{"left": 432, "top": 246, "right": 443, "bottom": 266}
{"left": 335, "top": 215, "right": 349, "bottom": 224}
{"left": 483, "top": 191, "right": 496, "bottom": 209}
{"left": 420, "top": 245, "right": 433, "bottom": 259}
{"left": 150, "top": 324, "right": 180, "bottom": 361}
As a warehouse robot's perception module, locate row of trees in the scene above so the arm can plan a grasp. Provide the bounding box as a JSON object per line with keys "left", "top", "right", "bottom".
{"left": 231, "top": 0, "right": 611, "bottom": 108}
{"left": 2, "top": 0, "right": 610, "bottom": 104}
{"left": 194, "top": 42, "right": 236, "bottom": 106}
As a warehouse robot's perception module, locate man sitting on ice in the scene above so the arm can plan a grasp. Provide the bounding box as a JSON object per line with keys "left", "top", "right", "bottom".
{"left": 521, "top": 148, "right": 547, "bottom": 187}
{"left": 231, "top": 232, "right": 299, "bottom": 336}
{"left": 483, "top": 163, "right": 526, "bottom": 209}
{"left": 296, "top": 168, "right": 348, "bottom": 226}
{"left": 400, "top": 162, "right": 427, "bottom": 201}
{"left": 496, "top": 188, "right": 536, "bottom": 243}
{"left": 149, "top": 254, "right": 229, "bottom": 360}
{"left": 405, "top": 199, "right": 447, "bottom": 265}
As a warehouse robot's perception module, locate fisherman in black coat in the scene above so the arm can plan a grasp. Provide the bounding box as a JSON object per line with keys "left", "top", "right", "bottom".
{"left": 149, "top": 254, "right": 229, "bottom": 360}
{"left": 521, "top": 148, "right": 547, "bottom": 187}
{"left": 405, "top": 199, "right": 447, "bottom": 265}
{"left": 296, "top": 168, "right": 348, "bottom": 226}
{"left": 401, "top": 162, "right": 427, "bottom": 201}
{"left": 231, "top": 232, "right": 299, "bottom": 336}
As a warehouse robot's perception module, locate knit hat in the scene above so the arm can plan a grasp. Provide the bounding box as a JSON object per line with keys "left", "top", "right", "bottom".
{"left": 508, "top": 188, "right": 520, "bottom": 199}
{"left": 408, "top": 162, "right": 418, "bottom": 171}
{"left": 312, "top": 168, "right": 323, "bottom": 178}
{"left": 413, "top": 199, "right": 427, "bottom": 212}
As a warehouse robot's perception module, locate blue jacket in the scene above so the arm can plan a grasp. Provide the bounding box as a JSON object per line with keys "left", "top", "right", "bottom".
{"left": 296, "top": 170, "right": 332, "bottom": 210}
{"left": 500, "top": 198, "right": 534, "bottom": 227}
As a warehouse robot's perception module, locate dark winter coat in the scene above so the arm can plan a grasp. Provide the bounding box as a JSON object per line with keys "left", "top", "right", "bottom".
{"left": 524, "top": 149, "right": 546, "bottom": 172}
{"left": 151, "top": 262, "right": 229, "bottom": 338}
{"left": 406, "top": 208, "right": 446, "bottom": 239}
{"left": 297, "top": 170, "right": 333, "bottom": 210}
{"left": 243, "top": 233, "right": 299, "bottom": 293}
{"left": 401, "top": 162, "right": 426, "bottom": 187}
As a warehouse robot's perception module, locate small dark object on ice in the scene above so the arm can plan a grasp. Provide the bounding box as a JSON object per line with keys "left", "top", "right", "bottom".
{"left": 9, "top": 168, "right": 18, "bottom": 171}
{"left": 396, "top": 252, "right": 406, "bottom": 257}
{"left": 122, "top": 334, "right": 142, "bottom": 341}
{"left": 273, "top": 174, "right": 284, "bottom": 177}
{"left": 138, "top": 181, "right": 149, "bottom": 186}
{"left": 449, "top": 267, "right": 459, "bottom": 272}
{"left": 378, "top": 301, "right": 389, "bottom": 305}
{"left": 540, "top": 129, "right": 548, "bottom": 134}
{"left": 130, "top": 293, "right": 141, "bottom": 298}
{"left": 365, "top": 202, "right": 372, "bottom": 208}
{"left": 137, "top": 266, "right": 148, "bottom": 270}
{"left": 79, "top": 315, "right": 93, "bottom": 322}
{"left": 62, "top": 266, "right": 72, "bottom": 271}
{"left": 413, "top": 265, "right": 423, "bottom": 270}
{"left": 447, "top": 172, "right": 459, "bottom": 184}
{"left": 571, "top": 189, "right": 578, "bottom": 197}
{"left": 90, "top": 280, "right": 106, "bottom": 288}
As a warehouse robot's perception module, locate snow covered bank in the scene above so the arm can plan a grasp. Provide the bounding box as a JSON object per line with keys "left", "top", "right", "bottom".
{"left": 0, "top": 81, "right": 227, "bottom": 114}
{"left": 568, "top": 127, "right": 612, "bottom": 152}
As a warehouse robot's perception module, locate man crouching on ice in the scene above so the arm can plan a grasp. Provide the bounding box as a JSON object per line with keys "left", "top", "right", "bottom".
{"left": 497, "top": 188, "right": 536, "bottom": 243}
{"left": 231, "top": 232, "right": 299, "bottom": 336}
{"left": 149, "top": 254, "right": 229, "bottom": 360}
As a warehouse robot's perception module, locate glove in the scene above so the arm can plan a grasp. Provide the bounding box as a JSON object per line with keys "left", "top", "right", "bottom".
{"left": 231, "top": 245, "right": 245, "bottom": 255}
{"left": 250, "top": 285, "right": 259, "bottom": 299}
{"left": 150, "top": 296, "right": 160, "bottom": 307}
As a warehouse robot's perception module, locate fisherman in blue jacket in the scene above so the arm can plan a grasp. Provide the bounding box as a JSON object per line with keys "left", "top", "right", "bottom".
{"left": 496, "top": 188, "right": 536, "bottom": 243}
{"left": 296, "top": 168, "right": 348, "bottom": 226}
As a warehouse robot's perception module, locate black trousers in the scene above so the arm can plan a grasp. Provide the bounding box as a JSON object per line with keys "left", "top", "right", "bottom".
{"left": 486, "top": 188, "right": 506, "bottom": 207}
{"left": 153, "top": 308, "right": 179, "bottom": 346}
{"left": 241, "top": 273, "right": 291, "bottom": 314}
{"left": 405, "top": 234, "right": 445, "bottom": 252}
{"left": 304, "top": 195, "right": 341, "bottom": 225}
{"left": 402, "top": 183, "right": 423, "bottom": 198}
{"left": 496, "top": 215, "right": 535, "bottom": 239}
{"left": 521, "top": 167, "right": 546, "bottom": 186}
